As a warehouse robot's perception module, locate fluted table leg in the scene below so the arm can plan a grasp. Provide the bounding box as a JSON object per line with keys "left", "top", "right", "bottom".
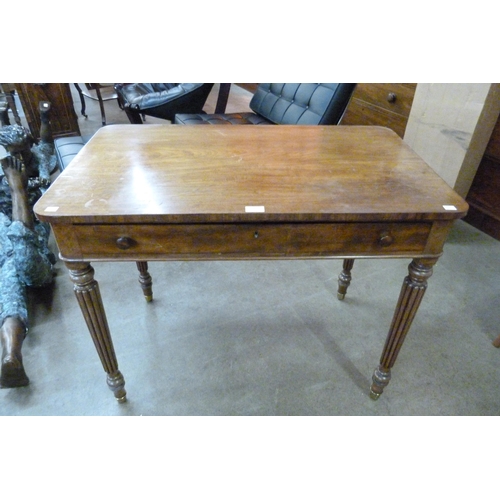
{"left": 136, "top": 261, "right": 153, "bottom": 302}
{"left": 66, "top": 261, "right": 126, "bottom": 403}
{"left": 337, "top": 258, "right": 355, "bottom": 300}
{"left": 370, "top": 258, "right": 437, "bottom": 400}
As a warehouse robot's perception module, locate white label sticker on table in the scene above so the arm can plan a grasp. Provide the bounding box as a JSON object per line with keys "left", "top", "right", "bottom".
{"left": 443, "top": 205, "right": 457, "bottom": 211}
{"left": 245, "top": 206, "right": 265, "bottom": 213}
{"left": 44, "top": 206, "right": 59, "bottom": 212}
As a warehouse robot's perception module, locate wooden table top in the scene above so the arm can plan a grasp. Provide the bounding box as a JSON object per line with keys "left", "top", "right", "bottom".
{"left": 34, "top": 125, "right": 468, "bottom": 224}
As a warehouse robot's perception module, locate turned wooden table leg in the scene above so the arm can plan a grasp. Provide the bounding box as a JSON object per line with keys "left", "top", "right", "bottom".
{"left": 370, "top": 258, "right": 436, "bottom": 400}
{"left": 136, "top": 261, "right": 153, "bottom": 302}
{"left": 337, "top": 258, "right": 355, "bottom": 300}
{"left": 66, "top": 262, "right": 126, "bottom": 403}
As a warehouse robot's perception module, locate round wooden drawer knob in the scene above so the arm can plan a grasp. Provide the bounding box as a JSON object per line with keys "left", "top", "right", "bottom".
{"left": 116, "top": 236, "right": 135, "bottom": 250}
{"left": 379, "top": 231, "right": 394, "bottom": 247}
{"left": 387, "top": 92, "right": 397, "bottom": 103}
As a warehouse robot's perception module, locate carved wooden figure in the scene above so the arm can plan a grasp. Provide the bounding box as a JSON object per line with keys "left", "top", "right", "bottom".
{"left": 0, "top": 102, "right": 56, "bottom": 387}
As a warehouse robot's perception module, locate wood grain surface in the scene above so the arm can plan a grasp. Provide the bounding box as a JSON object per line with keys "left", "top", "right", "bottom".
{"left": 35, "top": 125, "right": 468, "bottom": 224}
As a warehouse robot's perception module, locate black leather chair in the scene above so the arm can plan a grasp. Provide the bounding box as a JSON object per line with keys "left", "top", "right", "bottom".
{"left": 115, "top": 83, "right": 214, "bottom": 124}
{"left": 54, "top": 135, "right": 87, "bottom": 171}
{"left": 174, "top": 83, "right": 356, "bottom": 125}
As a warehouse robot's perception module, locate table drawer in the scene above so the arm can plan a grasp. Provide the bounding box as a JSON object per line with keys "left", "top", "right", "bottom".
{"left": 69, "top": 222, "right": 432, "bottom": 260}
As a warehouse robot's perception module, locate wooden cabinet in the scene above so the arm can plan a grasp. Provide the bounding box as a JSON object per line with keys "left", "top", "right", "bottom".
{"left": 341, "top": 83, "right": 417, "bottom": 138}
{"left": 15, "top": 83, "right": 80, "bottom": 139}
{"left": 464, "top": 113, "right": 500, "bottom": 240}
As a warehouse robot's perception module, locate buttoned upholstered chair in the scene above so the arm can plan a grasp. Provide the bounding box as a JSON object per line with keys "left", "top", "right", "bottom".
{"left": 115, "top": 83, "right": 215, "bottom": 124}
{"left": 174, "top": 83, "right": 356, "bottom": 126}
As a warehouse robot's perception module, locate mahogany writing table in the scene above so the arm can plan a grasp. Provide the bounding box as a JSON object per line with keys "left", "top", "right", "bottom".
{"left": 34, "top": 124, "right": 468, "bottom": 403}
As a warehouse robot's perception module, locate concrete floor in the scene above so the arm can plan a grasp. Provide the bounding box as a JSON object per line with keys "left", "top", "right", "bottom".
{"left": 1, "top": 84, "right": 499, "bottom": 415}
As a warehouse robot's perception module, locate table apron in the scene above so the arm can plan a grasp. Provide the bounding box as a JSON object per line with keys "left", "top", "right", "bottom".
{"left": 50, "top": 221, "right": 451, "bottom": 261}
